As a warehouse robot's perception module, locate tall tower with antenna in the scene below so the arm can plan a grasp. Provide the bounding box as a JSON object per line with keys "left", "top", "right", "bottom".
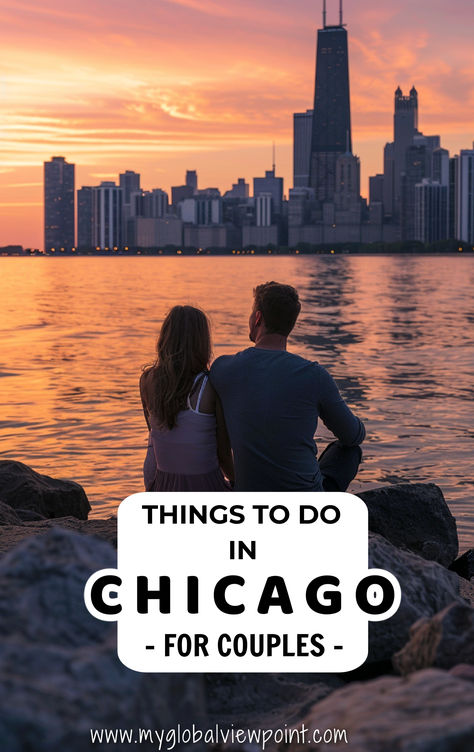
{"left": 309, "top": 0, "right": 352, "bottom": 202}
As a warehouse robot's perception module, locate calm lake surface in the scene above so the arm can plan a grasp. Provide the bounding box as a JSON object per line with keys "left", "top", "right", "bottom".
{"left": 0, "top": 256, "right": 473, "bottom": 548}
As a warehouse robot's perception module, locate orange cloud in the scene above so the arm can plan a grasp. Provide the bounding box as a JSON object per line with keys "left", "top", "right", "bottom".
{"left": 0, "top": 0, "right": 473, "bottom": 247}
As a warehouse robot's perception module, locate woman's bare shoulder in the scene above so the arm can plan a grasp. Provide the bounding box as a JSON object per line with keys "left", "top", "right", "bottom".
{"left": 140, "top": 367, "right": 153, "bottom": 394}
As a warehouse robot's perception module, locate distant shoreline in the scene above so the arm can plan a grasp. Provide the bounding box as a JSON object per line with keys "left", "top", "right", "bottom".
{"left": 1, "top": 245, "right": 473, "bottom": 258}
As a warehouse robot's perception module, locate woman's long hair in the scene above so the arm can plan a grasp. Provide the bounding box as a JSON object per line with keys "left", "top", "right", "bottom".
{"left": 143, "top": 306, "right": 211, "bottom": 429}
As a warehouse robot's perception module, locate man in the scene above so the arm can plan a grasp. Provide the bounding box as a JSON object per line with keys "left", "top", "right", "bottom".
{"left": 210, "top": 281, "right": 365, "bottom": 492}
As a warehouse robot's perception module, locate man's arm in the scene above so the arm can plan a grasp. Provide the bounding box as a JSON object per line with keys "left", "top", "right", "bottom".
{"left": 317, "top": 367, "right": 365, "bottom": 446}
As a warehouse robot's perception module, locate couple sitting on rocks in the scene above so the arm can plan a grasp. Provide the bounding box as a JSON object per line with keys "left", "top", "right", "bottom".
{"left": 140, "top": 281, "right": 365, "bottom": 493}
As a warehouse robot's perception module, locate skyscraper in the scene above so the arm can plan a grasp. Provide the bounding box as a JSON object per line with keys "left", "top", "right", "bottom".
{"left": 223, "top": 178, "right": 249, "bottom": 199}
{"left": 119, "top": 171, "right": 141, "bottom": 245}
{"left": 77, "top": 186, "right": 94, "bottom": 249}
{"left": 401, "top": 144, "right": 428, "bottom": 241}
{"left": 369, "top": 174, "right": 384, "bottom": 204}
{"left": 293, "top": 110, "right": 313, "bottom": 188}
{"left": 132, "top": 189, "right": 169, "bottom": 219}
{"left": 186, "top": 170, "right": 198, "bottom": 193}
{"left": 384, "top": 87, "right": 419, "bottom": 219}
{"left": 455, "top": 149, "right": 474, "bottom": 243}
{"left": 253, "top": 169, "right": 284, "bottom": 214}
{"left": 93, "top": 182, "right": 123, "bottom": 249}
{"left": 334, "top": 152, "right": 360, "bottom": 211}
{"left": 414, "top": 180, "right": 448, "bottom": 243}
{"left": 119, "top": 170, "right": 140, "bottom": 203}
{"left": 255, "top": 194, "right": 272, "bottom": 227}
{"left": 309, "top": 1, "right": 352, "bottom": 202}
{"left": 44, "top": 156, "right": 75, "bottom": 251}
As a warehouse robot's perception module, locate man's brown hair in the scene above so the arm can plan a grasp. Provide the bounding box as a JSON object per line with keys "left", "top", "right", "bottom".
{"left": 253, "top": 281, "right": 301, "bottom": 337}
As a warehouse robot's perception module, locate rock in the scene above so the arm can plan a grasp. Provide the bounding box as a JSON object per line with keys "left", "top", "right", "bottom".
{"left": 0, "top": 638, "right": 207, "bottom": 752}
{"left": 458, "top": 576, "right": 474, "bottom": 607}
{"left": 359, "top": 483, "right": 458, "bottom": 567}
{"left": 450, "top": 548, "right": 474, "bottom": 581}
{"left": 450, "top": 664, "right": 474, "bottom": 683}
{"left": 207, "top": 673, "right": 343, "bottom": 726}
{"left": 0, "top": 516, "right": 117, "bottom": 557}
{"left": 0, "top": 528, "right": 207, "bottom": 751}
{"left": 393, "top": 601, "right": 474, "bottom": 674}
{"left": 367, "top": 533, "right": 462, "bottom": 664}
{"left": 0, "top": 526, "right": 115, "bottom": 647}
{"left": 0, "top": 500, "right": 22, "bottom": 526}
{"left": 0, "top": 460, "right": 90, "bottom": 520}
{"left": 279, "top": 669, "right": 474, "bottom": 752}
{"left": 15, "top": 508, "right": 47, "bottom": 521}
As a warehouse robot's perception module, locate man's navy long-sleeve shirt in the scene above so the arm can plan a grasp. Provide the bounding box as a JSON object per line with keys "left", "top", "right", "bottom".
{"left": 210, "top": 347, "right": 365, "bottom": 492}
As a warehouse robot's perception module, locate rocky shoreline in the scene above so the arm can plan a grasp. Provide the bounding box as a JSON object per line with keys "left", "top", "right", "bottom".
{"left": 0, "top": 459, "right": 473, "bottom": 751}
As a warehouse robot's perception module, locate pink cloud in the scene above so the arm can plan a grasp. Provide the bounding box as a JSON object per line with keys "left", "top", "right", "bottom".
{"left": 0, "top": 0, "right": 473, "bottom": 247}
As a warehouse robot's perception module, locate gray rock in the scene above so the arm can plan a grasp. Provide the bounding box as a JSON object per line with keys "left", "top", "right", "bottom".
{"left": 0, "top": 517, "right": 117, "bottom": 557}
{"left": 207, "top": 673, "right": 343, "bottom": 726}
{"left": 280, "top": 669, "right": 474, "bottom": 752}
{"left": 450, "top": 548, "right": 474, "bottom": 581}
{"left": 0, "top": 500, "right": 22, "bottom": 526}
{"left": 457, "top": 575, "right": 474, "bottom": 607}
{"left": 367, "top": 533, "right": 462, "bottom": 664}
{"left": 450, "top": 664, "right": 474, "bottom": 683}
{"left": 0, "top": 527, "right": 207, "bottom": 751}
{"left": 359, "top": 483, "right": 458, "bottom": 567}
{"left": 0, "top": 526, "right": 115, "bottom": 647}
{"left": 0, "top": 638, "right": 206, "bottom": 752}
{"left": 15, "top": 508, "right": 47, "bottom": 521}
{"left": 0, "top": 460, "right": 90, "bottom": 520}
{"left": 393, "top": 601, "right": 474, "bottom": 674}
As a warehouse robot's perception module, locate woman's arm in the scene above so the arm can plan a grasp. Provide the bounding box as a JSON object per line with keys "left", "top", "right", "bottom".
{"left": 139, "top": 371, "right": 151, "bottom": 431}
{"left": 215, "top": 394, "right": 235, "bottom": 484}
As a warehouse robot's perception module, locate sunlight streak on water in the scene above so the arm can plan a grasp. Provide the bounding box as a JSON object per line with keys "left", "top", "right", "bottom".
{"left": 0, "top": 256, "right": 473, "bottom": 548}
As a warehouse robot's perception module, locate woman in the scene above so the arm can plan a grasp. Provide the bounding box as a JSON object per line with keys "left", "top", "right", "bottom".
{"left": 140, "top": 305, "right": 234, "bottom": 491}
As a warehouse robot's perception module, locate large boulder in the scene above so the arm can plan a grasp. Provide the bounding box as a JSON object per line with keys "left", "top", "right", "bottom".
{"left": 0, "top": 526, "right": 115, "bottom": 647}
{"left": 0, "top": 637, "right": 207, "bottom": 752}
{"left": 278, "top": 668, "right": 474, "bottom": 751}
{"left": 359, "top": 483, "right": 458, "bottom": 567}
{"left": 0, "top": 460, "right": 90, "bottom": 520}
{"left": 393, "top": 601, "right": 474, "bottom": 674}
{"left": 0, "top": 528, "right": 207, "bottom": 751}
{"left": 367, "top": 533, "right": 462, "bottom": 664}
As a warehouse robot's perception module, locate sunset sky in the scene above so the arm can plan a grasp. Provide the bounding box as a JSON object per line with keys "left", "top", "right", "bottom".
{"left": 1, "top": 0, "right": 473, "bottom": 248}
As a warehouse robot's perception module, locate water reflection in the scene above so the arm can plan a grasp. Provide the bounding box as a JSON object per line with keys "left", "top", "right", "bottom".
{"left": 0, "top": 256, "right": 472, "bottom": 548}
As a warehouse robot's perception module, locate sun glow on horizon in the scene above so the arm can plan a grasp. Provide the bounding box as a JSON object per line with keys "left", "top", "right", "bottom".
{"left": 1, "top": 0, "right": 473, "bottom": 247}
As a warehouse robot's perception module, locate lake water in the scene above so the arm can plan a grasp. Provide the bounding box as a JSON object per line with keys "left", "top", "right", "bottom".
{"left": 0, "top": 255, "right": 473, "bottom": 549}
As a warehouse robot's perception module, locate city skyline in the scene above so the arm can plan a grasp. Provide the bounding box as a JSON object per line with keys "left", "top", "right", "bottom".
{"left": 1, "top": 0, "right": 473, "bottom": 247}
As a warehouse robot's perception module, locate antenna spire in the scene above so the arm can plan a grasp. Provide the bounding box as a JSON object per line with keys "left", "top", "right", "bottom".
{"left": 339, "top": 0, "right": 343, "bottom": 26}
{"left": 323, "top": 0, "right": 327, "bottom": 28}
{"left": 272, "top": 142, "right": 276, "bottom": 172}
